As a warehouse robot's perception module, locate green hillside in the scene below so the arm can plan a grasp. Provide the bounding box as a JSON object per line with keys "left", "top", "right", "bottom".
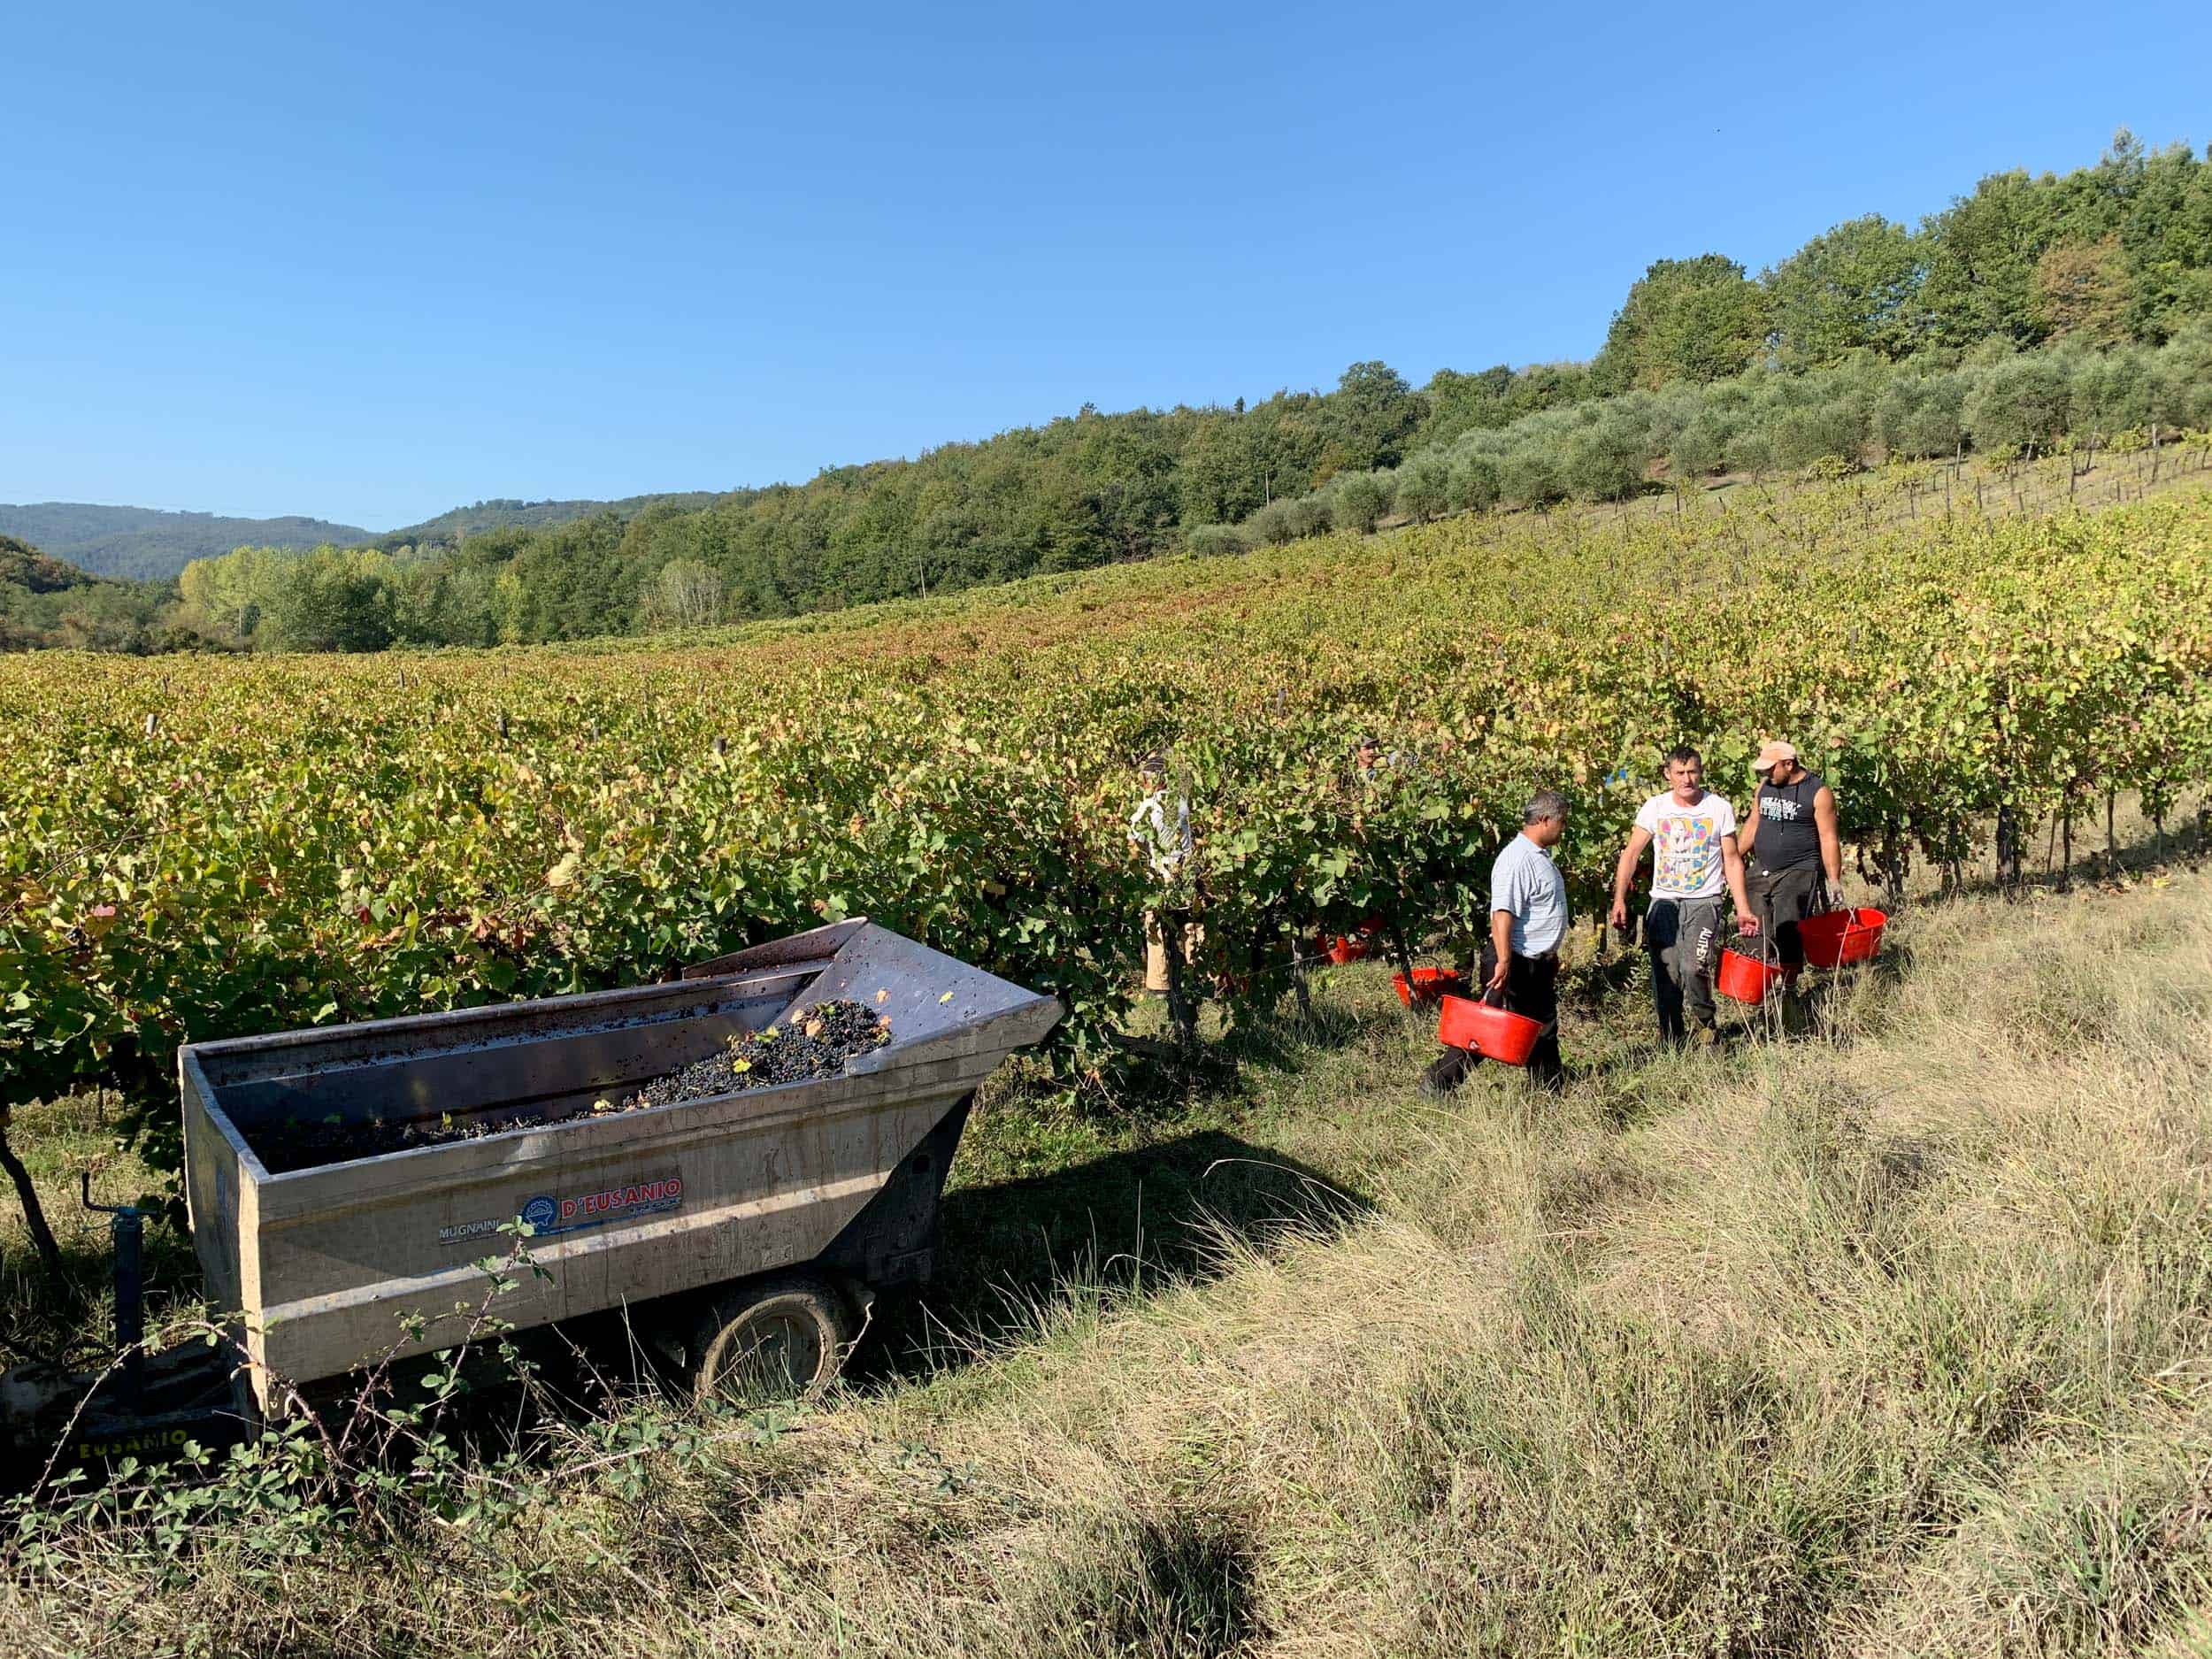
{"left": 0, "top": 503, "right": 371, "bottom": 581}
{"left": 167, "top": 133, "right": 2212, "bottom": 651}
{"left": 0, "top": 533, "right": 96, "bottom": 595}
{"left": 0, "top": 534, "right": 178, "bottom": 651}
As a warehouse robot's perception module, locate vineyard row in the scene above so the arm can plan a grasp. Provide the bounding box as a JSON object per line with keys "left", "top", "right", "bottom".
{"left": 2, "top": 486, "right": 2208, "bottom": 1171}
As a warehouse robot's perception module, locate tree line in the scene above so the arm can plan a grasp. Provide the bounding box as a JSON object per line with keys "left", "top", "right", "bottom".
{"left": 5, "top": 132, "right": 2209, "bottom": 655}
{"left": 1210, "top": 326, "right": 2212, "bottom": 551}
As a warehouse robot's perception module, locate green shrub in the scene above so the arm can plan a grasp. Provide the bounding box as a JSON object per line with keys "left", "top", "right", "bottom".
{"left": 1447, "top": 452, "right": 1502, "bottom": 513}
{"left": 1329, "top": 472, "right": 1395, "bottom": 535}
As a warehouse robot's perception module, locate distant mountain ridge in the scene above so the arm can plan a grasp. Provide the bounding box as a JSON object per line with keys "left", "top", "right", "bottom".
{"left": 0, "top": 495, "right": 729, "bottom": 580}
{"left": 0, "top": 503, "right": 373, "bottom": 582}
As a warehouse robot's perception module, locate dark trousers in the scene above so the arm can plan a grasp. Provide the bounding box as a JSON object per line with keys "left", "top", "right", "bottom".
{"left": 1425, "top": 941, "right": 1563, "bottom": 1093}
{"left": 1749, "top": 864, "right": 1823, "bottom": 971}
{"left": 1645, "top": 895, "right": 1723, "bottom": 1042}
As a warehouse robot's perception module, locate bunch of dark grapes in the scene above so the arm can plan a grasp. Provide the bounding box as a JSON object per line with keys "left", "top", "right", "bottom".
{"left": 623, "top": 1000, "right": 892, "bottom": 1109}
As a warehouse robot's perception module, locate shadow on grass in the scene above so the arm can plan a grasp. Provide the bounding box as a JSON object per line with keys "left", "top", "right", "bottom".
{"left": 855, "top": 1129, "right": 1374, "bottom": 1387}
{"left": 1119, "top": 978, "right": 1402, "bottom": 1083}
{"left": 1106, "top": 1512, "right": 1258, "bottom": 1657}
{"left": 1221, "top": 998, "right": 1380, "bottom": 1068}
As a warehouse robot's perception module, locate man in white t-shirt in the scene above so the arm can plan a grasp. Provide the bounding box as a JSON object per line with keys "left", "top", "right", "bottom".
{"left": 1608, "top": 746, "right": 1758, "bottom": 1046}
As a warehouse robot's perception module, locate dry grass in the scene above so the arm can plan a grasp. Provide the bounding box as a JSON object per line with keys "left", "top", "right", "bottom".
{"left": 11, "top": 863, "right": 2212, "bottom": 1656}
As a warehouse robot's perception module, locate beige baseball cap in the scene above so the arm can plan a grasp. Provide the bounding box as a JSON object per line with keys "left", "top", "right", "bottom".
{"left": 1754, "top": 740, "right": 1798, "bottom": 772}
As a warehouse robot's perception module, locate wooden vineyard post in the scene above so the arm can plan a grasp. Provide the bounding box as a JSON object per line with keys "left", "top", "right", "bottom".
{"left": 1386, "top": 921, "right": 1415, "bottom": 985}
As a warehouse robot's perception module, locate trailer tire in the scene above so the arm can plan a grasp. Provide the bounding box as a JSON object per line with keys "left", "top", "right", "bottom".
{"left": 687, "top": 1276, "right": 856, "bottom": 1409}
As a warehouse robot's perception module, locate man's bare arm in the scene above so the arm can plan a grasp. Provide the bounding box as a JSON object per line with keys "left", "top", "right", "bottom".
{"left": 1814, "top": 785, "right": 1842, "bottom": 886}
{"left": 1486, "top": 908, "right": 1514, "bottom": 993}
{"left": 1722, "top": 835, "right": 1758, "bottom": 933}
{"left": 1609, "top": 826, "right": 1653, "bottom": 926}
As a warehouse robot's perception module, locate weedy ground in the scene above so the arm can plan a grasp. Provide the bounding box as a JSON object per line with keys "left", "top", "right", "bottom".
{"left": 7, "top": 829, "right": 2212, "bottom": 1656}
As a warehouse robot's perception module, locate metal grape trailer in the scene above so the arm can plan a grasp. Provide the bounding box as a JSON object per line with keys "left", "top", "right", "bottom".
{"left": 3, "top": 919, "right": 1060, "bottom": 1475}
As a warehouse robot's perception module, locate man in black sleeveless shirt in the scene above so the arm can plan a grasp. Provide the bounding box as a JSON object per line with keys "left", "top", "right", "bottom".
{"left": 1738, "top": 741, "right": 1841, "bottom": 1026}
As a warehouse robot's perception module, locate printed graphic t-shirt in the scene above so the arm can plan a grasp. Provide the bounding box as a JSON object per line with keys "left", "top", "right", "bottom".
{"left": 1634, "top": 789, "right": 1738, "bottom": 900}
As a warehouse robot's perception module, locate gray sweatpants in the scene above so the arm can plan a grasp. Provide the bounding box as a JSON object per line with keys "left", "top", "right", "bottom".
{"left": 1645, "top": 895, "right": 1724, "bottom": 1041}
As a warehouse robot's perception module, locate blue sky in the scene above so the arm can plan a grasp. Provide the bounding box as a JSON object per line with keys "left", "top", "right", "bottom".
{"left": 5, "top": 2, "right": 2206, "bottom": 530}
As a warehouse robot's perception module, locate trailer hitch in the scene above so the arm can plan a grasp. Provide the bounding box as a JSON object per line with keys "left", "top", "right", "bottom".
{"left": 0, "top": 1179, "right": 247, "bottom": 1486}
{"left": 81, "top": 1174, "right": 145, "bottom": 1409}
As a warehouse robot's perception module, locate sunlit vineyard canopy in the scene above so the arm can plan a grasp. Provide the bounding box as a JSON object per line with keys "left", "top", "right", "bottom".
{"left": 3, "top": 478, "right": 2209, "bottom": 1178}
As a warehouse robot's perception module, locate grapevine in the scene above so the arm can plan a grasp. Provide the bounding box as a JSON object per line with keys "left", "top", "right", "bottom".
{"left": 2, "top": 483, "right": 2208, "bottom": 1178}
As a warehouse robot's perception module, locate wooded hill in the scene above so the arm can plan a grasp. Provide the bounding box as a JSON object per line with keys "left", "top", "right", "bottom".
{"left": 370, "top": 493, "right": 722, "bottom": 552}
{"left": 0, "top": 535, "right": 180, "bottom": 653}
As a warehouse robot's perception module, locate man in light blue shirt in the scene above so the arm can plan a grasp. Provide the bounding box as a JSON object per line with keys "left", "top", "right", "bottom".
{"left": 1424, "top": 788, "right": 1569, "bottom": 1095}
{"left": 1489, "top": 807, "right": 1570, "bottom": 961}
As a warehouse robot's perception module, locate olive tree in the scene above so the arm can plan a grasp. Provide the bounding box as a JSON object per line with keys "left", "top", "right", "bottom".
{"left": 1500, "top": 445, "right": 1563, "bottom": 508}
{"left": 1329, "top": 471, "right": 1395, "bottom": 535}
{"left": 1447, "top": 451, "right": 1502, "bottom": 512}
{"left": 1393, "top": 452, "right": 1451, "bottom": 523}
{"left": 1563, "top": 419, "right": 1648, "bottom": 502}
{"left": 1963, "top": 356, "right": 2072, "bottom": 454}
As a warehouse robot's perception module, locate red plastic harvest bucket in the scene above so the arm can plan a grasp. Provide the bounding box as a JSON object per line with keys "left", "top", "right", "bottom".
{"left": 1394, "top": 966, "right": 1465, "bottom": 1009}
{"left": 1318, "top": 916, "right": 1386, "bottom": 965}
{"left": 1436, "top": 994, "right": 1544, "bottom": 1066}
{"left": 1798, "top": 907, "right": 1887, "bottom": 969}
{"left": 1716, "top": 948, "right": 1786, "bottom": 1004}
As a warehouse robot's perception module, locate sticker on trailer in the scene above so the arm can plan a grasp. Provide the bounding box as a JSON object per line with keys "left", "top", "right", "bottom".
{"left": 526, "top": 1174, "right": 686, "bottom": 1236}
{"left": 436, "top": 1215, "right": 510, "bottom": 1247}
{"left": 438, "top": 1172, "right": 684, "bottom": 1245}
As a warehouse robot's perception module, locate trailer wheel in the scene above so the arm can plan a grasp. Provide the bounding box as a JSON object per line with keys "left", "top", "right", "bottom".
{"left": 687, "top": 1276, "right": 855, "bottom": 1408}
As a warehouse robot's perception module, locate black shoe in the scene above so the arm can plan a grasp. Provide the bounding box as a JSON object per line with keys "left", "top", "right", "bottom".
{"left": 1421, "top": 1050, "right": 1471, "bottom": 1098}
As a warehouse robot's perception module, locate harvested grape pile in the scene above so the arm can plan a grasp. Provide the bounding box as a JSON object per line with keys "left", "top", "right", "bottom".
{"left": 253, "top": 1110, "right": 535, "bottom": 1173}
{"left": 250, "top": 1000, "right": 894, "bottom": 1171}
{"left": 624, "top": 1000, "right": 893, "bottom": 1109}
